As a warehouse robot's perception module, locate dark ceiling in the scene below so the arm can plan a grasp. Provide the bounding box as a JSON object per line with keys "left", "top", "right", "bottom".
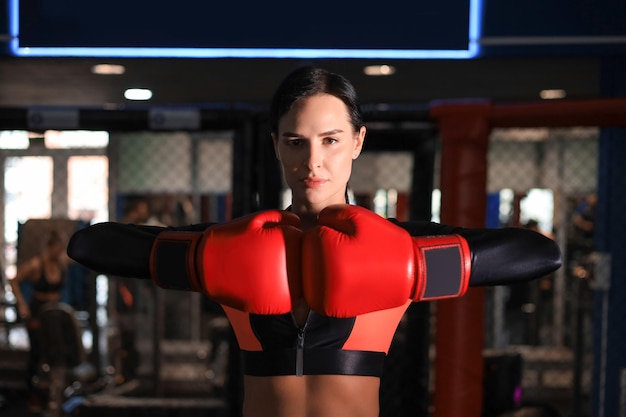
{"left": 0, "top": 55, "right": 602, "bottom": 110}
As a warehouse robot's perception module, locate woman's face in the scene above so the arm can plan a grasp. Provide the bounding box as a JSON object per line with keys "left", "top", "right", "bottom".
{"left": 273, "top": 93, "right": 365, "bottom": 213}
{"left": 47, "top": 240, "right": 64, "bottom": 259}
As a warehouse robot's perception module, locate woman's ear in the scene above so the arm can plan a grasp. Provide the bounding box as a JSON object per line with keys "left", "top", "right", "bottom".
{"left": 353, "top": 126, "right": 366, "bottom": 159}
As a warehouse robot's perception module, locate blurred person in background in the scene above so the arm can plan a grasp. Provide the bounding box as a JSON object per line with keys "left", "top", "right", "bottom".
{"left": 10, "top": 230, "right": 72, "bottom": 411}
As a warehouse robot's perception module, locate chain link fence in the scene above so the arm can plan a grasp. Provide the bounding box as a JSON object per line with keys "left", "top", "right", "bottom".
{"left": 483, "top": 127, "right": 599, "bottom": 417}
{"left": 110, "top": 130, "right": 236, "bottom": 397}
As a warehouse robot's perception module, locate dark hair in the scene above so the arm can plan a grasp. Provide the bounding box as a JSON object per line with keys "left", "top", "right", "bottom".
{"left": 269, "top": 66, "right": 365, "bottom": 135}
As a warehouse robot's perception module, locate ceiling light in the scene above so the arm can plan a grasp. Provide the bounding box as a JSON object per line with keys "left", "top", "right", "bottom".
{"left": 364, "top": 65, "right": 396, "bottom": 76}
{"left": 124, "top": 88, "right": 153, "bottom": 101}
{"left": 540, "top": 89, "right": 566, "bottom": 100}
{"left": 91, "top": 64, "right": 126, "bottom": 75}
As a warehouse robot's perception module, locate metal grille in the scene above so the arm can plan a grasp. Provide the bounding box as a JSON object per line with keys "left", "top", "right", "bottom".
{"left": 484, "top": 127, "right": 599, "bottom": 417}
{"left": 116, "top": 132, "right": 193, "bottom": 194}
{"left": 110, "top": 131, "right": 235, "bottom": 397}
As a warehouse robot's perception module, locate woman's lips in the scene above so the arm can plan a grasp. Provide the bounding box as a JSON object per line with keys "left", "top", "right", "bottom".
{"left": 303, "top": 177, "right": 327, "bottom": 188}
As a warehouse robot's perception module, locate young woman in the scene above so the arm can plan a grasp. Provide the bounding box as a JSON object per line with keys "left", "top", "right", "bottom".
{"left": 68, "top": 66, "right": 562, "bottom": 417}
{"left": 12, "top": 231, "right": 70, "bottom": 320}
{"left": 10, "top": 230, "right": 72, "bottom": 410}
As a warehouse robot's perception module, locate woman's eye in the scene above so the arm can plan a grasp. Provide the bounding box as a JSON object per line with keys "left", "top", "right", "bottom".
{"left": 286, "top": 139, "right": 302, "bottom": 146}
{"left": 325, "top": 137, "right": 338, "bottom": 144}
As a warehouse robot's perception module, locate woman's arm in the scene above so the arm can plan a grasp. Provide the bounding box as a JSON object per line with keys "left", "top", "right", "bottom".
{"left": 67, "top": 222, "right": 214, "bottom": 279}
{"left": 391, "top": 220, "right": 563, "bottom": 286}
{"left": 10, "top": 258, "right": 38, "bottom": 318}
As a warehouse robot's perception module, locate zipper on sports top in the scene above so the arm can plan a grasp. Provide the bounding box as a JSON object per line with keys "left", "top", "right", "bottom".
{"left": 296, "top": 326, "right": 306, "bottom": 377}
{"left": 292, "top": 312, "right": 309, "bottom": 377}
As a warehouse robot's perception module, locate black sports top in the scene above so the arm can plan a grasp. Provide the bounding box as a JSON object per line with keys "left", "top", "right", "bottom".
{"left": 33, "top": 258, "right": 65, "bottom": 294}
{"left": 224, "top": 302, "right": 408, "bottom": 377}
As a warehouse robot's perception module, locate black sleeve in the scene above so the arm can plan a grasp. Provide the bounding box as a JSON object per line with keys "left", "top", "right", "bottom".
{"left": 390, "top": 219, "right": 563, "bottom": 286}
{"left": 67, "top": 222, "right": 215, "bottom": 279}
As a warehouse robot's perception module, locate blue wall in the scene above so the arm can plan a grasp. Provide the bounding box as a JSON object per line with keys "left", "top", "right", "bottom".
{"left": 592, "top": 55, "right": 626, "bottom": 417}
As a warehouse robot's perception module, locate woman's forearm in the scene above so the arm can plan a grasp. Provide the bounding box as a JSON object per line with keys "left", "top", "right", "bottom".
{"left": 67, "top": 222, "right": 162, "bottom": 279}
{"left": 393, "top": 220, "right": 562, "bottom": 286}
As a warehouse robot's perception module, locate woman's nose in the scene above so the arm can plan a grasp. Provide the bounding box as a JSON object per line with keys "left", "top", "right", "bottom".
{"left": 305, "top": 144, "right": 322, "bottom": 169}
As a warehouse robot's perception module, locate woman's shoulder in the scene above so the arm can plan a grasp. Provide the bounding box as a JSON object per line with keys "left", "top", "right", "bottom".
{"left": 388, "top": 218, "right": 459, "bottom": 236}
{"left": 16, "top": 256, "right": 42, "bottom": 280}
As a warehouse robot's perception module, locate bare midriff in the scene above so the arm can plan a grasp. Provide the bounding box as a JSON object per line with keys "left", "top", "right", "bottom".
{"left": 33, "top": 291, "right": 62, "bottom": 302}
{"left": 242, "top": 374, "right": 380, "bottom": 417}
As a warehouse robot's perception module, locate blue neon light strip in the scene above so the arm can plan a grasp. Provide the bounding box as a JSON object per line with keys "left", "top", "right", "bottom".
{"left": 8, "top": 0, "right": 482, "bottom": 59}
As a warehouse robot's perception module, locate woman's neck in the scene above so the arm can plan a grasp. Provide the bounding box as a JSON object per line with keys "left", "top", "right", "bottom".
{"left": 289, "top": 201, "right": 321, "bottom": 230}
{"left": 298, "top": 213, "right": 319, "bottom": 230}
{"left": 42, "top": 251, "right": 53, "bottom": 263}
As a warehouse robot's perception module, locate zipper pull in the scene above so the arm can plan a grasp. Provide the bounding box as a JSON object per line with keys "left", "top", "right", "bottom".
{"left": 296, "top": 327, "right": 305, "bottom": 377}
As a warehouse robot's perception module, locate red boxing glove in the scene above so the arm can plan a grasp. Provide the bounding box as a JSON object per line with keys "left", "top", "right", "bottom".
{"left": 150, "top": 210, "right": 302, "bottom": 315}
{"left": 302, "top": 205, "right": 471, "bottom": 317}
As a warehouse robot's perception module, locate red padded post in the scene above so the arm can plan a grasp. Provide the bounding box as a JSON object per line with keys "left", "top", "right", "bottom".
{"left": 429, "top": 101, "right": 492, "bottom": 417}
